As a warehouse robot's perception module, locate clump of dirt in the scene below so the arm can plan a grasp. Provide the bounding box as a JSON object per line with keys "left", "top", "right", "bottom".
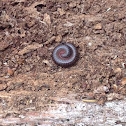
{"left": 0, "top": 0, "right": 126, "bottom": 115}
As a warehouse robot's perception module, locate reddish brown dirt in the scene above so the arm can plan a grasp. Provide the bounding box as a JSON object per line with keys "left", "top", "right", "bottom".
{"left": 0, "top": 0, "right": 126, "bottom": 125}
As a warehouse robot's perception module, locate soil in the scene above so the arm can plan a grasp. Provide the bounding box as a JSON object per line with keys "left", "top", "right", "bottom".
{"left": 0, "top": 0, "right": 126, "bottom": 124}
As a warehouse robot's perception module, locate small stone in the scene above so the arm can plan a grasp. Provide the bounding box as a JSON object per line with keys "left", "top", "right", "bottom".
{"left": 94, "top": 23, "right": 102, "bottom": 30}
{"left": 106, "top": 8, "right": 111, "bottom": 12}
{"left": 3, "top": 62, "right": 8, "bottom": 66}
{"left": 55, "top": 35, "right": 62, "bottom": 42}
{"left": 19, "top": 115, "right": 25, "bottom": 119}
{"left": 43, "top": 60, "right": 52, "bottom": 67}
{"left": 0, "top": 42, "right": 9, "bottom": 51}
{"left": 88, "top": 42, "right": 92, "bottom": 46}
{"left": 120, "top": 77, "right": 126, "bottom": 86}
{"left": 122, "top": 63, "right": 126, "bottom": 69}
{"left": 7, "top": 67, "right": 14, "bottom": 76}
{"left": 114, "top": 68, "right": 122, "bottom": 73}
{"left": 114, "top": 68, "right": 121, "bottom": 73}
{"left": 111, "top": 84, "right": 118, "bottom": 91}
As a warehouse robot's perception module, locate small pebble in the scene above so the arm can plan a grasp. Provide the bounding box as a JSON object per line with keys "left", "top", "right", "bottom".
{"left": 122, "top": 63, "right": 126, "bottom": 68}
{"left": 43, "top": 60, "right": 52, "bottom": 67}
{"left": 120, "top": 78, "right": 126, "bottom": 86}
{"left": 114, "top": 68, "right": 121, "bottom": 73}
{"left": 94, "top": 23, "right": 102, "bottom": 30}
{"left": 7, "top": 67, "right": 14, "bottom": 76}
{"left": 88, "top": 42, "right": 92, "bottom": 46}
{"left": 55, "top": 35, "right": 62, "bottom": 42}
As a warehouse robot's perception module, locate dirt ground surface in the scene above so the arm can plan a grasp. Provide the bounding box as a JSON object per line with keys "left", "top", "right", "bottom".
{"left": 0, "top": 0, "right": 126, "bottom": 125}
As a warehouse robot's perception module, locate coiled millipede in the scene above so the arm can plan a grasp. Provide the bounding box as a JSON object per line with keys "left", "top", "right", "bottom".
{"left": 52, "top": 42, "right": 78, "bottom": 67}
